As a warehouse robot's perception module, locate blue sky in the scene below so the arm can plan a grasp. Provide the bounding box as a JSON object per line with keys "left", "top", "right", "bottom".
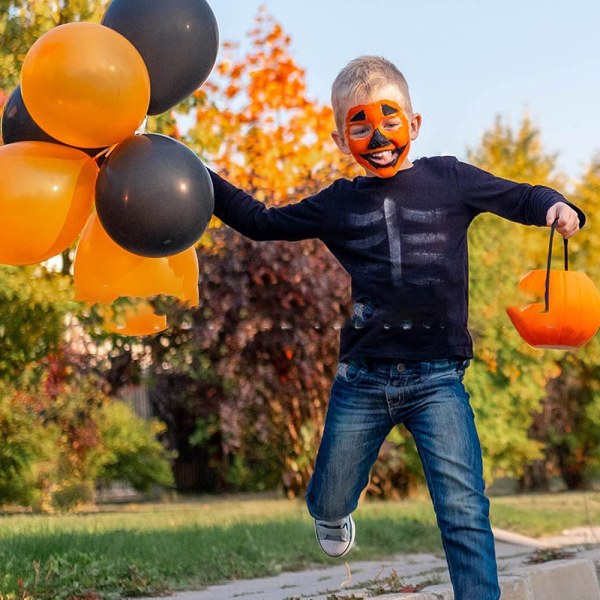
{"left": 210, "top": 0, "right": 600, "bottom": 183}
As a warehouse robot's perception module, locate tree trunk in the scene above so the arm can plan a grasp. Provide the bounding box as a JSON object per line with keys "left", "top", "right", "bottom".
{"left": 519, "top": 459, "right": 551, "bottom": 492}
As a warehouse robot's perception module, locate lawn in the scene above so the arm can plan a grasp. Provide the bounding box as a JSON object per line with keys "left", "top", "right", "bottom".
{"left": 1, "top": 492, "right": 600, "bottom": 599}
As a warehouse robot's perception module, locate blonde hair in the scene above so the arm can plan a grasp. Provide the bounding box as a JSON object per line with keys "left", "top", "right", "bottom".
{"left": 331, "top": 56, "right": 412, "bottom": 133}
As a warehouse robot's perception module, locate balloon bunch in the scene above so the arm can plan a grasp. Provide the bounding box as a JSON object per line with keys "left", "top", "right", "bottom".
{"left": 0, "top": 0, "right": 219, "bottom": 336}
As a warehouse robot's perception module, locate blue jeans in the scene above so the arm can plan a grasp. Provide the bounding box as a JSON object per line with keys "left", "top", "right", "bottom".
{"left": 306, "top": 357, "right": 500, "bottom": 600}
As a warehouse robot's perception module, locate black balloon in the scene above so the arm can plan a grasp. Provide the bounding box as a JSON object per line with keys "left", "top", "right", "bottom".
{"left": 1, "top": 86, "right": 106, "bottom": 158}
{"left": 2, "top": 85, "right": 56, "bottom": 145}
{"left": 102, "top": 0, "right": 219, "bottom": 115}
{"left": 95, "top": 134, "right": 214, "bottom": 258}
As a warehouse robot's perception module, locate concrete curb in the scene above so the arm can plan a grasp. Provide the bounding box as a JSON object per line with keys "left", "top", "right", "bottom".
{"left": 493, "top": 527, "right": 556, "bottom": 549}
{"left": 494, "top": 525, "right": 600, "bottom": 549}
{"left": 384, "top": 558, "right": 600, "bottom": 600}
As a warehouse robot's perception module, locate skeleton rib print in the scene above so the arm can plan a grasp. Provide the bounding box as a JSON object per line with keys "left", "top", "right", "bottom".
{"left": 345, "top": 199, "right": 450, "bottom": 286}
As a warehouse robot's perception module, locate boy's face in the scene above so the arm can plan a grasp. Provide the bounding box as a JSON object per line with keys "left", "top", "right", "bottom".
{"left": 332, "top": 84, "right": 422, "bottom": 177}
{"left": 345, "top": 99, "right": 410, "bottom": 177}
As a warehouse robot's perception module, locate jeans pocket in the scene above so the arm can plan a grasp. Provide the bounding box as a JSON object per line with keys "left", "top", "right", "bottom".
{"left": 336, "top": 359, "right": 365, "bottom": 383}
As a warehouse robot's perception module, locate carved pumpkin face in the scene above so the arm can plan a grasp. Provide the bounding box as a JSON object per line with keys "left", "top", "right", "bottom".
{"left": 345, "top": 99, "right": 410, "bottom": 178}
{"left": 507, "top": 270, "right": 600, "bottom": 349}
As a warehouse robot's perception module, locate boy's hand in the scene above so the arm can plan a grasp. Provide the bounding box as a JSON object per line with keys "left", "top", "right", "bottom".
{"left": 546, "top": 202, "right": 580, "bottom": 238}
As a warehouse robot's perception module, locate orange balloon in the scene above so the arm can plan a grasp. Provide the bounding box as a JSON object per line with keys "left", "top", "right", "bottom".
{"left": 0, "top": 141, "right": 97, "bottom": 266}
{"left": 102, "top": 300, "right": 168, "bottom": 336}
{"left": 74, "top": 213, "right": 199, "bottom": 306}
{"left": 507, "top": 270, "right": 600, "bottom": 350}
{"left": 21, "top": 22, "right": 150, "bottom": 148}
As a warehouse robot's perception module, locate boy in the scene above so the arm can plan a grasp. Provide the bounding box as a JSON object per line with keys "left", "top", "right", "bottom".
{"left": 208, "top": 56, "right": 585, "bottom": 599}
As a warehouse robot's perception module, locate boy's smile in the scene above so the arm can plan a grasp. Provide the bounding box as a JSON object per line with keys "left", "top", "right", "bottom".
{"left": 367, "top": 149, "right": 402, "bottom": 168}
{"left": 361, "top": 142, "right": 407, "bottom": 170}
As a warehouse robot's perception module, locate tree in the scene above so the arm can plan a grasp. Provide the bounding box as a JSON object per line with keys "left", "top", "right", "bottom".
{"left": 466, "top": 115, "right": 566, "bottom": 485}
{"left": 188, "top": 7, "right": 357, "bottom": 196}
{"left": 151, "top": 231, "right": 350, "bottom": 495}
{"left": 530, "top": 156, "right": 600, "bottom": 489}
{"left": 0, "top": 266, "right": 75, "bottom": 380}
{"left": 0, "top": 0, "right": 110, "bottom": 90}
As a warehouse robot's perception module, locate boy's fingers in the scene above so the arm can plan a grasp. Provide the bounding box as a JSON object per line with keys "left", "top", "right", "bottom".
{"left": 546, "top": 204, "right": 559, "bottom": 227}
{"left": 557, "top": 217, "right": 579, "bottom": 239}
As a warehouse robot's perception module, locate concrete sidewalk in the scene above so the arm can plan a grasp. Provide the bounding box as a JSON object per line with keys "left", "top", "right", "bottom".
{"left": 141, "top": 528, "right": 600, "bottom": 600}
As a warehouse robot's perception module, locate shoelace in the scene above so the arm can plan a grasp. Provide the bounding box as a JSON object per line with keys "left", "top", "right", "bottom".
{"left": 316, "top": 520, "right": 350, "bottom": 542}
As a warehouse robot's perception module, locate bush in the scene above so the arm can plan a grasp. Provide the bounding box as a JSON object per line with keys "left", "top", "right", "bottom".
{"left": 95, "top": 400, "right": 175, "bottom": 492}
{"left": 0, "top": 382, "right": 50, "bottom": 507}
{"left": 0, "top": 369, "right": 175, "bottom": 511}
{"left": 150, "top": 230, "right": 348, "bottom": 496}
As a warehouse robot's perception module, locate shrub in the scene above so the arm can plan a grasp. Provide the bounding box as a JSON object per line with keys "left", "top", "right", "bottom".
{"left": 0, "top": 382, "right": 50, "bottom": 507}
{"left": 94, "top": 400, "right": 175, "bottom": 492}
{"left": 0, "top": 370, "right": 175, "bottom": 511}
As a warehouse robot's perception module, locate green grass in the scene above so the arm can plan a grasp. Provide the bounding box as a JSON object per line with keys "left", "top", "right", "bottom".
{"left": 1, "top": 492, "right": 600, "bottom": 599}
{"left": 491, "top": 491, "right": 600, "bottom": 536}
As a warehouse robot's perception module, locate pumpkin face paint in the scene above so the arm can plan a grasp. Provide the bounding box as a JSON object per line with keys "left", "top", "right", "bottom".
{"left": 345, "top": 99, "right": 410, "bottom": 177}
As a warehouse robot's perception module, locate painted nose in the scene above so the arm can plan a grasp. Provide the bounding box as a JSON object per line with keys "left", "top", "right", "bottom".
{"left": 368, "top": 129, "right": 391, "bottom": 150}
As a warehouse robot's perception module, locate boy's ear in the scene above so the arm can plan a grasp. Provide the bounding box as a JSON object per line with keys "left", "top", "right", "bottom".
{"left": 410, "top": 112, "right": 422, "bottom": 141}
{"left": 332, "top": 130, "right": 352, "bottom": 155}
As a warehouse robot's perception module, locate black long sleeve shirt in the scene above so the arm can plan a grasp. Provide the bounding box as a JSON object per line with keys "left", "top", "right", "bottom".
{"left": 209, "top": 156, "right": 586, "bottom": 361}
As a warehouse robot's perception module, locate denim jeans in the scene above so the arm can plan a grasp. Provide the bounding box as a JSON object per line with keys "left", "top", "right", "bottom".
{"left": 306, "top": 357, "right": 500, "bottom": 600}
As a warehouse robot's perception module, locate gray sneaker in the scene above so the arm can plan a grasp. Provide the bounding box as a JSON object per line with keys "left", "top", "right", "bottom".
{"left": 314, "top": 515, "right": 356, "bottom": 558}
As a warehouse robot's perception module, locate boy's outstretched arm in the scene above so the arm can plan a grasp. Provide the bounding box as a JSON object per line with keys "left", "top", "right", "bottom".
{"left": 208, "top": 169, "right": 328, "bottom": 242}
{"left": 453, "top": 159, "right": 586, "bottom": 236}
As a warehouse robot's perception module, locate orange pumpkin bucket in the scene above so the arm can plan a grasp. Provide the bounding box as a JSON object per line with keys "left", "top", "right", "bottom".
{"left": 506, "top": 220, "right": 600, "bottom": 350}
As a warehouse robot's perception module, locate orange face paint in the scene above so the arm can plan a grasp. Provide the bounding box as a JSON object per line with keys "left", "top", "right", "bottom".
{"left": 345, "top": 99, "right": 410, "bottom": 177}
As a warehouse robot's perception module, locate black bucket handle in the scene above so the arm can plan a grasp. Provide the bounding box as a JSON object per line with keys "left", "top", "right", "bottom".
{"left": 544, "top": 218, "right": 569, "bottom": 313}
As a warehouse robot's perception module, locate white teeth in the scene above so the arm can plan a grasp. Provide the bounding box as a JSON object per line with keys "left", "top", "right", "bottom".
{"left": 370, "top": 150, "right": 396, "bottom": 163}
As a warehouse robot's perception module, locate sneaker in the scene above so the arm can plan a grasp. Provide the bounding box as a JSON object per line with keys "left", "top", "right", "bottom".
{"left": 314, "top": 515, "right": 356, "bottom": 558}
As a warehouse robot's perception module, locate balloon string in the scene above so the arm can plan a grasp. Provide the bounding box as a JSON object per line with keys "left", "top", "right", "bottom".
{"left": 136, "top": 116, "right": 148, "bottom": 134}
{"left": 104, "top": 144, "right": 118, "bottom": 159}
{"left": 93, "top": 114, "right": 149, "bottom": 162}
{"left": 93, "top": 144, "right": 118, "bottom": 161}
